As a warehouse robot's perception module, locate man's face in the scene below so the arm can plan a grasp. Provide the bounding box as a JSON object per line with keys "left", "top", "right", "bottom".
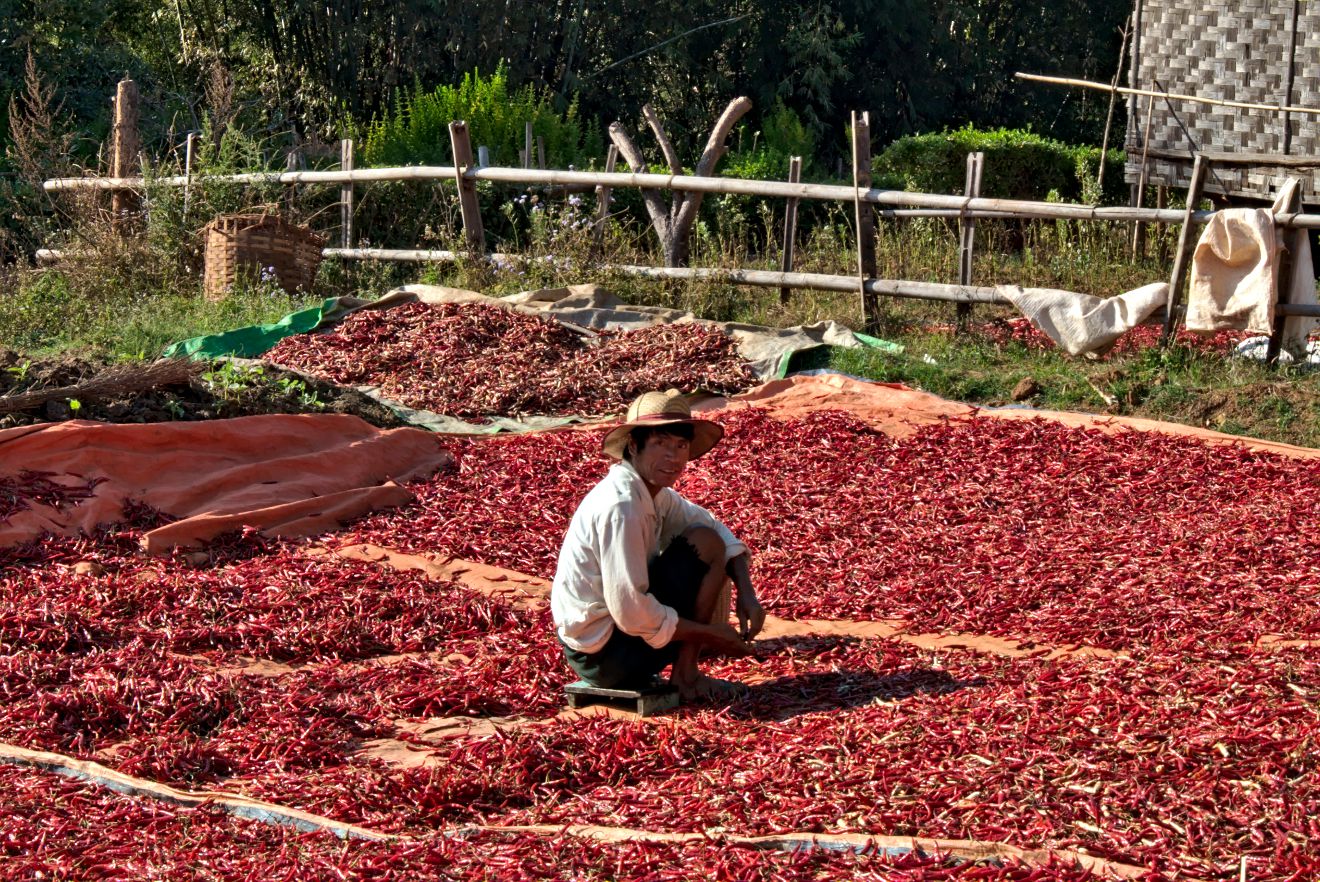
{"left": 629, "top": 430, "right": 691, "bottom": 490}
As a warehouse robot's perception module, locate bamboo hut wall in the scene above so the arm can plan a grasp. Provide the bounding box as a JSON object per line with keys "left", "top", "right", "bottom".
{"left": 1126, "top": 0, "right": 1320, "bottom": 204}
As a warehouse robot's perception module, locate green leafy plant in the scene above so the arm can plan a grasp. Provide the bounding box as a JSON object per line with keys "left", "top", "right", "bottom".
{"left": 276, "top": 375, "right": 324, "bottom": 410}
{"left": 357, "top": 65, "right": 601, "bottom": 169}
{"left": 873, "top": 126, "right": 1127, "bottom": 204}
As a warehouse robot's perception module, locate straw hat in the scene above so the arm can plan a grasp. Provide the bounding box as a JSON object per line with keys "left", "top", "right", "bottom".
{"left": 601, "top": 390, "right": 724, "bottom": 461}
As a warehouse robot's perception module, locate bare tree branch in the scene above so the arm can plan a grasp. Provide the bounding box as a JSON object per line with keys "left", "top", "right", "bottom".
{"left": 642, "top": 103, "right": 685, "bottom": 217}
{"left": 671, "top": 96, "right": 753, "bottom": 263}
{"left": 641, "top": 104, "right": 683, "bottom": 175}
{"left": 607, "top": 121, "right": 672, "bottom": 241}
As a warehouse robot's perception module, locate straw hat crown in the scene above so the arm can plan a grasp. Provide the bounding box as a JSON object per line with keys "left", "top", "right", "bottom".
{"left": 602, "top": 389, "right": 724, "bottom": 460}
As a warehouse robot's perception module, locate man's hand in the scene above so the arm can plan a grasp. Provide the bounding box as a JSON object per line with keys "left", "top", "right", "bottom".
{"left": 703, "top": 622, "right": 754, "bottom": 657}
{"left": 726, "top": 553, "right": 765, "bottom": 641}
{"left": 736, "top": 593, "right": 766, "bottom": 641}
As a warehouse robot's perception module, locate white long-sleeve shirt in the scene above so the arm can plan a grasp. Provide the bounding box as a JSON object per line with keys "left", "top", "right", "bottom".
{"left": 552, "top": 461, "right": 747, "bottom": 653}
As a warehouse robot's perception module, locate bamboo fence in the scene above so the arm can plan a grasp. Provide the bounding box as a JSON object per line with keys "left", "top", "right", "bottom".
{"left": 39, "top": 139, "right": 1320, "bottom": 335}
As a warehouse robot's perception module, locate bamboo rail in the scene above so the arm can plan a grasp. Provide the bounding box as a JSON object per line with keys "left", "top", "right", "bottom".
{"left": 32, "top": 241, "right": 1319, "bottom": 317}
{"left": 45, "top": 165, "right": 1263, "bottom": 226}
{"left": 1016, "top": 72, "right": 1320, "bottom": 118}
{"left": 316, "top": 249, "right": 1008, "bottom": 303}
{"left": 51, "top": 165, "right": 1320, "bottom": 228}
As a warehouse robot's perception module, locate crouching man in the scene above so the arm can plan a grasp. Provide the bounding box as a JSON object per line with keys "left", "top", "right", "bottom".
{"left": 551, "top": 389, "right": 765, "bottom": 701}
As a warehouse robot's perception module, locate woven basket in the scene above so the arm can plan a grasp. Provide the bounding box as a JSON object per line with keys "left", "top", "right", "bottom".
{"left": 202, "top": 212, "right": 326, "bottom": 300}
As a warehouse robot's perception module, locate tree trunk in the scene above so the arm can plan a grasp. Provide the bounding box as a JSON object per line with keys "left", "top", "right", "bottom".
{"left": 608, "top": 97, "right": 753, "bottom": 268}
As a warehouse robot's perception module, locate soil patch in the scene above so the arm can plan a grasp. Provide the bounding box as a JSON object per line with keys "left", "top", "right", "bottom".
{"left": 0, "top": 349, "right": 409, "bottom": 430}
{"left": 1156, "top": 380, "right": 1320, "bottom": 444}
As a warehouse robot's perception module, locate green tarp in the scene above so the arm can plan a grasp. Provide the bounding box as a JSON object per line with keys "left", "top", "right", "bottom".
{"left": 161, "top": 297, "right": 361, "bottom": 360}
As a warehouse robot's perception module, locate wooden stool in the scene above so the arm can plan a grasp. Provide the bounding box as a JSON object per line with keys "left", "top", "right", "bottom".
{"left": 564, "top": 680, "right": 680, "bottom": 717}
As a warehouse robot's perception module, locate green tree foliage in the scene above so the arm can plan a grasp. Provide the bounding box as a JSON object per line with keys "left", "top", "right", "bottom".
{"left": 1, "top": 0, "right": 1134, "bottom": 182}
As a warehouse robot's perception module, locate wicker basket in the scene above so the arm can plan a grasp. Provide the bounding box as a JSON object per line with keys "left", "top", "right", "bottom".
{"left": 202, "top": 212, "right": 326, "bottom": 300}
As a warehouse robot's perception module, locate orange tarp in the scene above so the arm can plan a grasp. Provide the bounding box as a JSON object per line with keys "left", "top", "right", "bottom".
{"left": 4, "top": 374, "right": 1315, "bottom": 554}
{"left": 0, "top": 414, "right": 451, "bottom": 552}
{"left": 722, "top": 373, "right": 1320, "bottom": 459}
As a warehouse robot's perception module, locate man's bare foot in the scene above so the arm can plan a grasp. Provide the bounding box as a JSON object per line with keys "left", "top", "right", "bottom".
{"left": 674, "top": 674, "right": 747, "bottom": 703}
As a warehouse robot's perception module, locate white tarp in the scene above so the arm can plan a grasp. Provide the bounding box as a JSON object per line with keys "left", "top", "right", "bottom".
{"left": 1186, "top": 178, "right": 1317, "bottom": 353}
{"left": 997, "top": 282, "right": 1170, "bottom": 357}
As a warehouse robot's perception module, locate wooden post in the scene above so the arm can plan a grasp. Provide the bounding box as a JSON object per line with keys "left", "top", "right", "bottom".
{"left": 110, "top": 79, "right": 141, "bottom": 230}
{"left": 1156, "top": 186, "right": 1170, "bottom": 264}
{"left": 1096, "top": 13, "right": 1131, "bottom": 191}
{"left": 449, "top": 121, "right": 486, "bottom": 253}
{"left": 1130, "top": 93, "right": 1156, "bottom": 260}
{"left": 779, "top": 156, "right": 803, "bottom": 304}
{"left": 1129, "top": 0, "right": 1144, "bottom": 147}
{"left": 1161, "top": 153, "right": 1209, "bottom": 344}
{"left": 957, "top": 151, "right": 985, "bottom": 328}
{"left": 851, "top": 111, "right": 878, "bottom": 329}
{"left": 537, "top": 136, "right": 546, "bottom": 170}
{"left": 525, "top": 122, "right": 534, "bottom": 169}
{"left": 1283, "top": 0, "right": 1302, "bottom": 155}
{"left": 183, "top": 132, "right": 196, "bottom": 224}
{"left": 284, "top": 144, "right": 302, "bottom": 214}
{"left": 340, "top": 138, "right": 355, "bottom": 249}
{"left": 1266, "top": 180, "right": 1304, "bottom": 363}
{"left": 477, "top": 145, "right": 490, "bottom": 167}
{"left": 592, "top": 144, "right": 619, "bottom": 252}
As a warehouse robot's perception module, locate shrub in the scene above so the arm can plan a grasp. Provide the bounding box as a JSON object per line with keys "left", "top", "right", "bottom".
{"left": 357, "top": 65, "right": 601, "bottom": 169}
{"left": 873, "top": 126, "right": 1126, "bottom": 204}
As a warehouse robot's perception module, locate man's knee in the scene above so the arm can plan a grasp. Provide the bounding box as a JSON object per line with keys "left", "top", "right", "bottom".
{"left": 682, "top": 526, "right": 725, "bottom": 565}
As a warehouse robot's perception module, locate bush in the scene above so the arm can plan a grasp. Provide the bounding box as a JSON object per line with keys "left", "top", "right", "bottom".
{"left": 357, "top": 65, "right": 601, "bottom": 169}
{"left": 873, "top": 126, "right": 1127, "bottom": 204}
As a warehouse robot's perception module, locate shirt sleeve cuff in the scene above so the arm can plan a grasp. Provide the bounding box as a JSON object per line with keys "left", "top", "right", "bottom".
{"left": 642, "top": 604, "right": 679, "bottom": 649}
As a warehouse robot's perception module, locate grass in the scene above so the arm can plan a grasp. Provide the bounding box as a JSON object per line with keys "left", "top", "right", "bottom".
{"left": 2, "top": 205, "right": 1318, "bottom": 449}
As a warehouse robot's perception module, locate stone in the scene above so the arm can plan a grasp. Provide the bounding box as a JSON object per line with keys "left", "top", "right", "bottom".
{"left": 1011, "top": 376, "right": 1040, "bottom": 401}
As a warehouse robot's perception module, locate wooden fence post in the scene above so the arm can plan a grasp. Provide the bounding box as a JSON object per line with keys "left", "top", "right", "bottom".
{"left": 182, "top": 132, "right": 196, "bottom": 224}
{"left": 1266, "top": 180, "right": 1304, "bottom": 363}
{"left": 284, "top": 144, "right": 302, "bottom": 214}
{"left": 1156, "top": 186, "right": 1170, "bottom": 263}
{"left": 339, "top": 138, "right": 355, "bottom": 249}
{"left": 524, "top": 122, "right": 534, "bottom": 169}
{"left": 957, "top": 151, "right": 985, "bottom": 329}
{"left": 592, "top": 144, "right": 619, "bottom": 253}
{"left": 779, "top": 156, "right": 803, "bottom": 304}
{"left": 1131, "top": 93, "right": 1156, "bottom": 260}
{"left": 1160, "top": 153, "right": 1209, "bottom": 344}
{"left": 449, "top": 121, "right": 486, "bottom": 253}
{"left": 110, "top": 78, "right": 140, "bottom": 231}
{"left": 851, "top": 111, "right": 877, "bottom": 329}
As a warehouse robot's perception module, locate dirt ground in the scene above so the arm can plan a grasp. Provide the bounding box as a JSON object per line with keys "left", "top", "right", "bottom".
{"left": 0, "top": 349, "right": 409, "bottom": 430}
{"left": 1153, "top": 380, "right": 1320, "bottom": 444}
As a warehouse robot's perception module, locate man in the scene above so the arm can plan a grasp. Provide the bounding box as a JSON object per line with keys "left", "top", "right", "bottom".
{"left": 551, "top": 389, "right": 766, "bottom": 701}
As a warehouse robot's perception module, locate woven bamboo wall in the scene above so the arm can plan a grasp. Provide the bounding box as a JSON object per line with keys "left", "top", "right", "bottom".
{"left": 1124, "top": 0, "right": 1320, "bottom": 204}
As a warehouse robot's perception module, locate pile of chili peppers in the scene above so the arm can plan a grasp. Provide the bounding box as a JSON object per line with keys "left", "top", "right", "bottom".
{"left": 4, "top": 407, "right": 1320, "bottom": 879}
{"left": 346, "top": 408, "right": 1320, "bottom": 652}
{"left": 265, "top": 302, "right": 755, "bottom": 419}
{"left": 0, "top": 469, "right": 103, "bottom": 523}
{"left": 974, "top": 317, "right": 1245, "bottom": 355}
{"left": 0, "top": 764, "right": 1109, "bottom": 882}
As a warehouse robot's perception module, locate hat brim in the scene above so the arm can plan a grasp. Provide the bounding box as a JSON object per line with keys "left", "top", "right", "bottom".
{"left": 602, "top": 417, "right": 724, "bottom": 461}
